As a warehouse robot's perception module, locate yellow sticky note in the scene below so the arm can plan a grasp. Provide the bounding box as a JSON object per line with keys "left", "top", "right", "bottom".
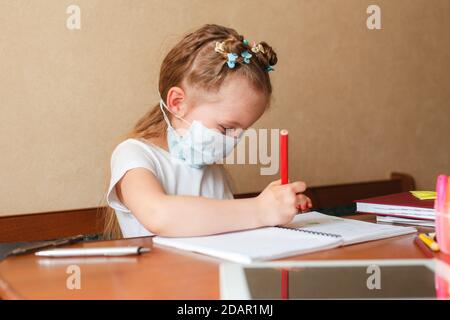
{"left": 410, "top": 191, "right": 437, "bottom": 200}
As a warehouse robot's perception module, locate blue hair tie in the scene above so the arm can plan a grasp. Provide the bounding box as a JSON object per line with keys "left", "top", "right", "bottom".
{"left": 241, "top": 50, "right": 252, "bottom": 64}
{"left": 226, "top": 53, "right": 238, "bottom": 68}
{"left": 266, "top": 64, "right": 274, "bottom": 72}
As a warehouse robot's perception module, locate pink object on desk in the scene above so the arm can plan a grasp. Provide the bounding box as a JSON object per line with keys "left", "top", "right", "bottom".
{"left": 435, "top": 175, "right": 450, "bottom": 254}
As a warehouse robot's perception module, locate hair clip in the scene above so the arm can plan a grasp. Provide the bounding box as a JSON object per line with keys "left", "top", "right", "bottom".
{"left": 251, "top": 43, "right": 265, "bottom": 54}
{"left": 226, "top": 53, "right": 239, "bottom": 68}
{"left": 266, "top": 64, "right": 274, "bottom": 72}
{"left": 215, "top": 41, "right": 226, "bottom": 55}
{"left": 241, "top": 50, "right": 252, "bottom": 64}
{"left": 243, "top": 39, "right": 249, "bottom": 46}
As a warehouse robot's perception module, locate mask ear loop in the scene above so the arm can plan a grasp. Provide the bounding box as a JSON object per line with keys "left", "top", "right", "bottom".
{"left": 159, "top": 99, "right": 172, "bottom": 127}
{"left": 158, "top": 92, "right": 192, "bottom": 128}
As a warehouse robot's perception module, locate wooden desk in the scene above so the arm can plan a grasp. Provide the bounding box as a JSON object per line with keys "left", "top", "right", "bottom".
{"left": 0, "top": 214, "right": 440, "bottom": 300}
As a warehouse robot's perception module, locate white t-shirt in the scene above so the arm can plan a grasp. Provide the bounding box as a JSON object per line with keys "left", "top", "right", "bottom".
{"left": 106, "top": 138, "right": 234, "bottom": 238}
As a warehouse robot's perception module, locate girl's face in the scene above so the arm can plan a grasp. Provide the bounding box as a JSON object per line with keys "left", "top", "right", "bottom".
{"left": 165, "top": 74, "right": 268, "bottom": 137}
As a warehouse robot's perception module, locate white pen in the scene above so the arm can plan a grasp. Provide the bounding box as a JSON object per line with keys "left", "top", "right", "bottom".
{"left": 35, "top": 246, "right": 151, "bottom": 257}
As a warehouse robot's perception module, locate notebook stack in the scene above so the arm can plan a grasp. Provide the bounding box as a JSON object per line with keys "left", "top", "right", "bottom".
{"left": 355, "top": 192, "right": 435, "bottom": 227}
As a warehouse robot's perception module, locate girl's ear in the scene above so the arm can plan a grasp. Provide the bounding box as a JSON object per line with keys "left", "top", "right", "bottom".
{"left": 166, "top": 86, "right": 188, "bottom": 118}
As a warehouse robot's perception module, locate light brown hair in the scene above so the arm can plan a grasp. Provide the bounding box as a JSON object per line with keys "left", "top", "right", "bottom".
{"left": 103, "top": 24, "right": 278, "bottom": 239}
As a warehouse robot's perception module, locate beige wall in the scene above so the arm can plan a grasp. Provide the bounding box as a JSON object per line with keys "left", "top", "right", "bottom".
{"left": 0, "top": 0, "right": 449, "bottom": 216}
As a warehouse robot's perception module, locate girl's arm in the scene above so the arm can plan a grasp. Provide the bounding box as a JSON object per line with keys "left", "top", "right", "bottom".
{"left": 116, "top": 167, "right": 309, "bottom": 237}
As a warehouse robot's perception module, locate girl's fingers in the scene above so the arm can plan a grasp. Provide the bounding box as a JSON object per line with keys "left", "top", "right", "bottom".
{"left": 296, "top": 194, "right": 308, "bottom": 204}
{"left": 268, "top": 179, "right": 282, "bottom": 187}
{"left": 297, "top": 205, "right": 309, "bottom": 212}
{"left": 289, "top": 181, "right": 307, "bottom": 193}
{"left": 307, "top": 197, "right": 313, "bottom": 208}
{"left": 296, "top": 194, "right": 310, "bottom": 211}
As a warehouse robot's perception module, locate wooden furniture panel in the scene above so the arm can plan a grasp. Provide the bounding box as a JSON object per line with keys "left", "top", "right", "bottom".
{"left": 0, "top": 208, "right": 104, "bottom": 242}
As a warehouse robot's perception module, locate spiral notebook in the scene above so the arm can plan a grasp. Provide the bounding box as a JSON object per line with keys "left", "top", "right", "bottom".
{"left": 154, "top": 212, "right": 416, "bottom": 264}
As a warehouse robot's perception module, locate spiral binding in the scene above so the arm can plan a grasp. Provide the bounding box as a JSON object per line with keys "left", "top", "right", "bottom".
{"left": 276, "top": 226, "right": 342, "bottom": 238}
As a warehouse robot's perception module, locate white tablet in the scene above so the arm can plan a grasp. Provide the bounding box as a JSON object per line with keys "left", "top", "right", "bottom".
{"left": 220, "top": 259, "right": 450, "bottom": 299}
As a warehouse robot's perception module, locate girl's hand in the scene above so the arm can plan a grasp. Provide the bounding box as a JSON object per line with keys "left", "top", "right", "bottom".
{"left": 255, "top": 179, "right": 311, "bottom": 227}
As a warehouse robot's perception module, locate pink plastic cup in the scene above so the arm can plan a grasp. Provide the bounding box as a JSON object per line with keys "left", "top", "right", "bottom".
{"left": 436, "top": 212, "right": 450, "bottom": 254}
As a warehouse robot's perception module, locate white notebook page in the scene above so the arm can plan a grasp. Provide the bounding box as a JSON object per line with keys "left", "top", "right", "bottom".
{"left": 154, "top": 226, "right": 341, "bottom": 264}
{"left": 285, "top": 211, "right": 417, "bottom": 245}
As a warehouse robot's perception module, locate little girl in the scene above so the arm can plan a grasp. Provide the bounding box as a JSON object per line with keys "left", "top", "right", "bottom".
{"left": 105, "top": 24, "right": 312, "bottom": 239}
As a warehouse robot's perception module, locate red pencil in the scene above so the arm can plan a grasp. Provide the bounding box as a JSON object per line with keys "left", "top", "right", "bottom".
{"left": 280, "top": 129, "right": 289, "bottom": 300}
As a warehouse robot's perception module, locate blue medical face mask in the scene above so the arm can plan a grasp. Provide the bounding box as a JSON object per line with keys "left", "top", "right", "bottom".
{"left": 159, "top": 97, "right": 243, "bottom": 168}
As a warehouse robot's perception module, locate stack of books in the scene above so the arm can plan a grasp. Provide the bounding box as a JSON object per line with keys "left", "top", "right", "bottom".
{"left": 355, "top": 192, "right": 435, "bottom": 227}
